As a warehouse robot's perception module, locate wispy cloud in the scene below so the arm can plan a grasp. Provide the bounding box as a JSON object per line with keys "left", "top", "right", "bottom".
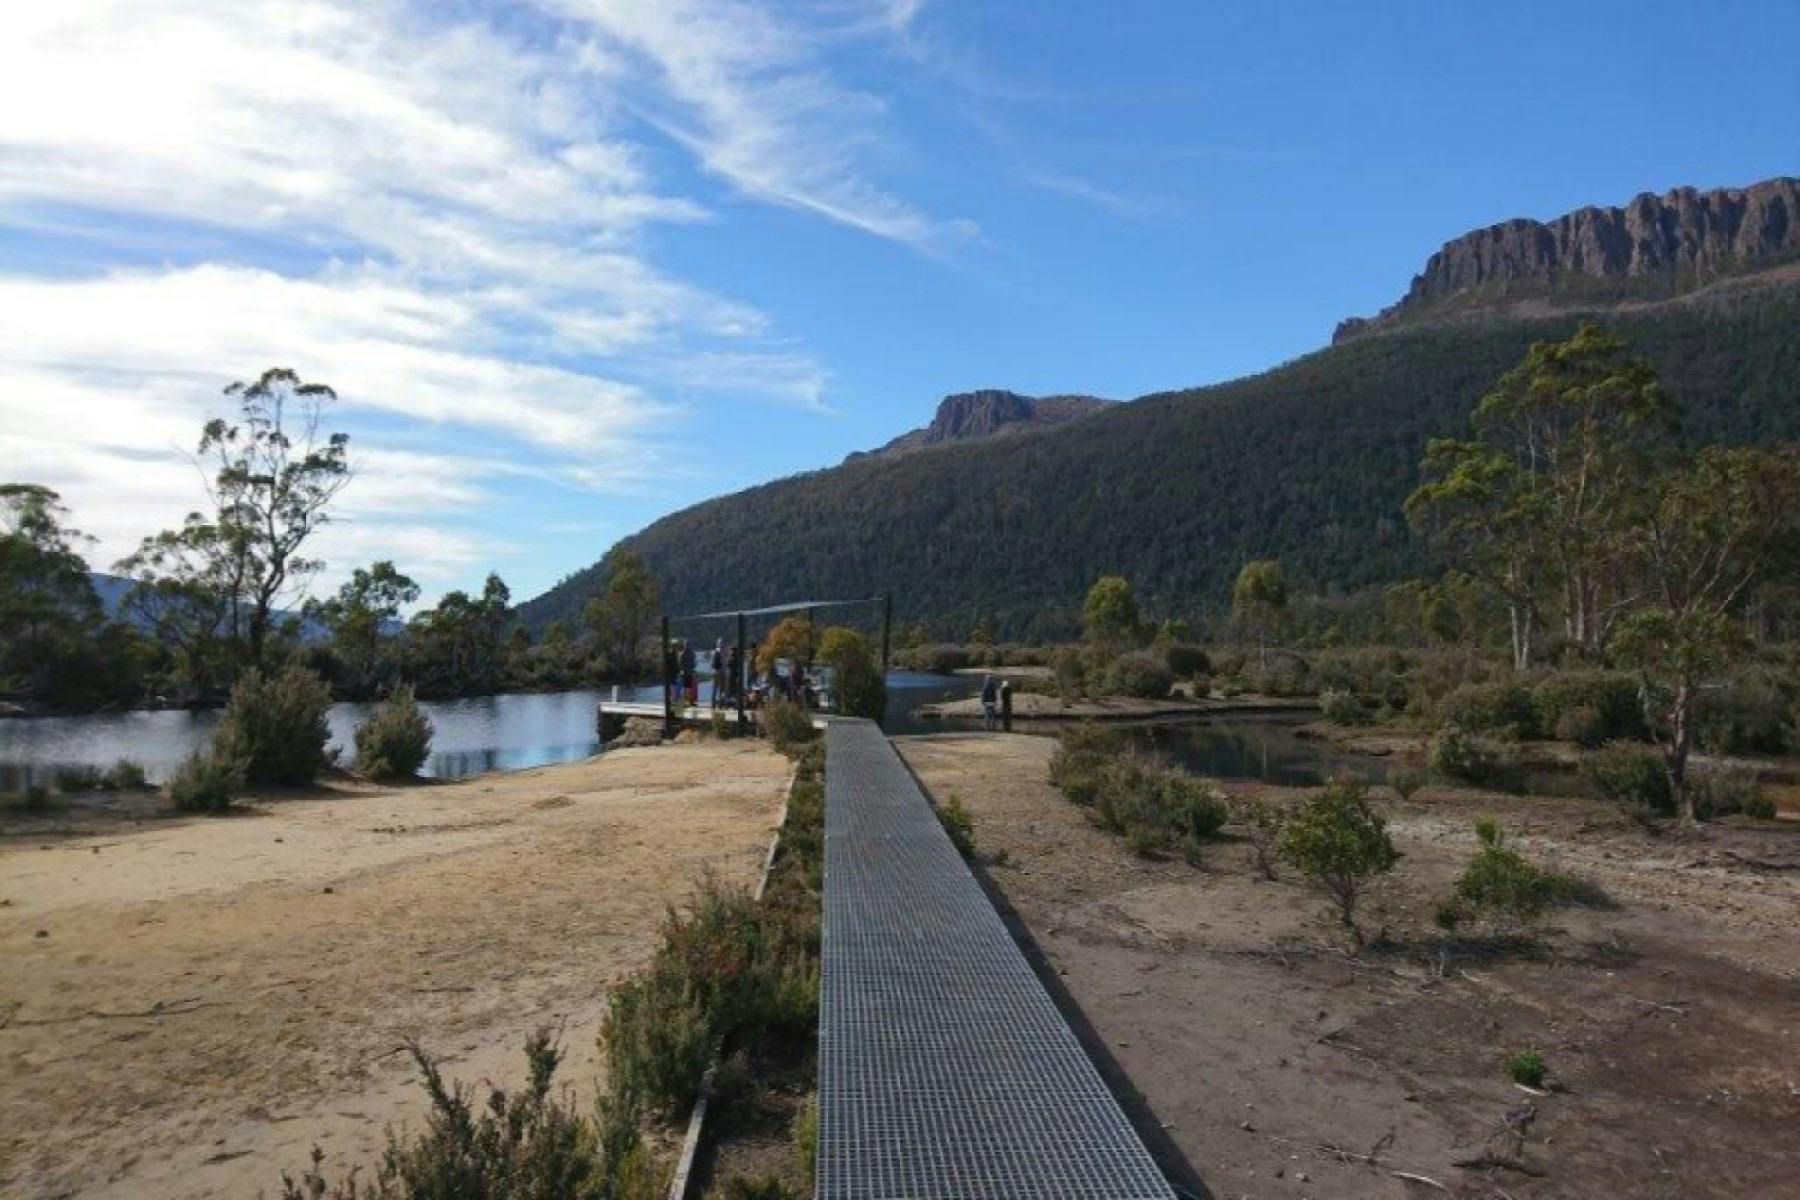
{"left": 0, "top": 0, "right": 960, "bottom": 596}
{"left": 557, "top": 0, "right": 974, "bottom": 250}
{"left": 1019, "top": 171, "right": 1164, "bottom": 220}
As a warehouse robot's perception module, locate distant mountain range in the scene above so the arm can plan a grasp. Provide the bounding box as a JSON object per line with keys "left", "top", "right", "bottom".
{"left": 519, "top": 176, "right": 1800, "bottom": 639}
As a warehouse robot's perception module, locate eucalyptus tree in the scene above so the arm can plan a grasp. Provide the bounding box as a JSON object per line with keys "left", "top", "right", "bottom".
{"left": 1230, "top": 559, "right": 1287, "bottom": 672}
{"left": 1611, "top": 446, "right": 1800, "bottom": 822}
{"left": 306, "top": 560, "right": 419, "bottom": 696}
{"left": 583, "top": 547, "right": 659, "bottom": 678}
{"left": 0, "top": 484, "right": 104, "bottom": 702}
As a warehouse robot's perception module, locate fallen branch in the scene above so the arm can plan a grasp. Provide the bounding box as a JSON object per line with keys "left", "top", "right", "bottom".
{"left": 1453, "top": 1155, "right": 1546, "bottom": 1178}
{"left": 1389, "top": 1170, "right": 1449, "bottom": 1192}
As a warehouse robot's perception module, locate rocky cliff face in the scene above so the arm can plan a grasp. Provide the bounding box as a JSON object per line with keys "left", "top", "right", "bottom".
{"left": 851, "top": 389, "right": 1111, "bottom": 459}
{"left": 1337, "top": 176, "right": 1800, "bottom": 341}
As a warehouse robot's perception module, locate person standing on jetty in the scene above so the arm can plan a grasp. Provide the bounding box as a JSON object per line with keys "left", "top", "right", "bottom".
{"left": 680, "top": 640, "right": 698, "bottom": 706}
{"left": 710, "top": 639, "right": 726, "bottom": 708}
{"left": 981, "top": 674, "right": 1000, "bottom": 730}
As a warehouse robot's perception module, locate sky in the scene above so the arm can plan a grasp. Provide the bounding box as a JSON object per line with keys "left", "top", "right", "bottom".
{"left": 3, "top": 0, "right": 1797, "bottom": 610}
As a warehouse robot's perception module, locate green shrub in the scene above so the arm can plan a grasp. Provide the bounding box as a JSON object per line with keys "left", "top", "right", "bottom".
{"left": 602, "top": 878, "right": 817, "bottom": 1119}
{"left": 1095, "top": 756, "right": 1227, "bottom": 861}
{"left": 213, "top": 666, "right": 334, "bottom": 786}
{"left": 354, "top": 685, "right": 434, "bottom": 780}
{"left": 717, "top": 1177, "right": 800, "bottom": 1200}
{"left": 1505, "top": 1047, "right": 1547, "bottom": 1089}
{"left": 8, "top": 783, "right": 51, "bottom": 813}
{"left": 1690, "top": 764, "right": 1763, "bottom": 819}
{"left": 53, "top": 764, "right": 105, "bottom": 792}
{"left": 1165, "top": 642, "right": 1211, "bottom": 678}
{"left": 906, "top": 643, "right": 972, "bottom": 674}
{"left": 793, "top": 1094, "right": 819, "bottom": 1193}
{"left": 1581, "top": 741, "right": 1672, "bottom": 819}
{"left": 1440, "top": 681, "right": 1539, "bottom": 739}
{"left": 1532, "top": 670, "right": 1644, "bottom": 746}
{"left": 1743, "top": 793, "right": 1778, "bottom": 820}
{"left": 277, "top": 1029, "right": 655, "bottom": 1200}
{"left": 166, "top": 748, "right": 245, "bottom": 814}
{"left": 935, "top": 796, "right": 976, "bottom": 858}
{"left": 1048, "top": 723, "right": 1117, "bottom": 806}
{"left": 1313, "top": 647, "right": 1413, "bottom": 711}
{"left": 1103, "top": 651, "right": 1174, "bottom": 700}
{"left": 1319, "top": 688, "right": 1368, "bottom": 726}
{"left": 1448, "top": 820, "right": 1574, "bottom": 931}
{"left": 818, "top": 627, "right": 886, "bottom": 721}
{"left": 1428, "top": 727, "right": 1519, "bottom": 786}
{"left": 761, "top": 700, "right": 817, "bottom": 756}
{"left": 1696, "top": 669, "right": 1797, "bottom": 755}
{"left": 1277, "top": 777, "right": 1398, "bottom": 944}
{"left": 1387, "top": 765, "right": 1427, "bottom": 801}
{"left": 101, "top": 759, "right": 149, "bottom": 790}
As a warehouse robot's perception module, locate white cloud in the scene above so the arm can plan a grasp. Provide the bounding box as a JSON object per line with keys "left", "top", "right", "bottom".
{"left": 0, "top": 0, "right": 958, "bottom": 600}
{"left": 553, "top": 0, "right": 972, "bottom": 248}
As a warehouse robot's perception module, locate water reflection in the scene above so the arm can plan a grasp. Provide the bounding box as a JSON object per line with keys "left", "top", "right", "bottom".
{"left": 0, "top": 672, "right": 978, "bottom": 788}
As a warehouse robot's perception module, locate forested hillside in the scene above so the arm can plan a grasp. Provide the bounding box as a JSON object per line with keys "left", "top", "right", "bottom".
{"left": 520, "top": 271, "right": 1800, "bottom": 639}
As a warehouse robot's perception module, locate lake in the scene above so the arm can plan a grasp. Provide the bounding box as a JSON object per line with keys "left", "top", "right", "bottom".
{"left": 0, "top": 671, "right": 978, "bottom": 789}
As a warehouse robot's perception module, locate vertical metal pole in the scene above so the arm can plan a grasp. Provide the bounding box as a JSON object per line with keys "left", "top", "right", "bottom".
{"left": 1001, "top": 682, "right": 1013, "bottom": 732}
{"left": 880, "top": 592, "right": 892, "bottom": 676}
{"left": 660, "top": 615, "right": 673, "bottom": 739}
{"left": 735, "top": 611, "right": 747, "bottom": 729}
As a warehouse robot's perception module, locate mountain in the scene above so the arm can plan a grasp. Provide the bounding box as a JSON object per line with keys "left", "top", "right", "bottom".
{"left": 520, "top": 178, "right": 1800, "bottom": 641}
{"left": 1335, "top": 177, "right": 1800, "bottom": 341}
{"left": 848, "top": 390, "right": 1112, "bottom": 460}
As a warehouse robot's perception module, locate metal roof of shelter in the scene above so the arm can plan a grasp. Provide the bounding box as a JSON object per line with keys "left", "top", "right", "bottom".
{"left": 675, "top": 597, "right": 881, "bottom": 621}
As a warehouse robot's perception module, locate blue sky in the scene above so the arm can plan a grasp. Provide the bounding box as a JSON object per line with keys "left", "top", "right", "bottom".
{"left": 3, "top": 1, "right": 1796, "bottom": 609}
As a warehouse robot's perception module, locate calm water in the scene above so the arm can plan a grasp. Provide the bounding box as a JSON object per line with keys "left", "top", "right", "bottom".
{"left": 1129, "top": 717, "right": 1387, "bottom": 787}
{"left": 0, "top": 672, "right": 978, "bottom": 789}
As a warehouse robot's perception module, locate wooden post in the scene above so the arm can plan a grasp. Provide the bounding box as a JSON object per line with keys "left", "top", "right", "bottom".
{"left": 735, "top": 611, "right": 747, "bottom": 729}
{"left": 1001, "top": 681, "right": 1013, "bottom": 732}
{"left": 660, "top": 615, "right": 673, "bottom": 740}
{"left": 880, "top": 592, "right": 892, "bottom": 676}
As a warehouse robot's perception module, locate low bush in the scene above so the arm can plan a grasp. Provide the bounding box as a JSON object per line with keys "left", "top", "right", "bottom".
{"left": 1696, "top": 669, "right": 1797, "bottom": 755}
{"left": 1427, "top": 727, "right": 1519, "bottom": 787}
{"left": 1689, "top": 764, "right": 1764, "bottom": 819}
{"left": 1277, "top": 777, "right": 1398, "bottom": 944}
{"left": 760, "top": 699, "right": 817, "bottom": 756}
{"left": 166, "top": 748, "right": 245, "bottom": 814}
{"left": 1581, "top": 741, "right": 1672, "bottom": 820}
{"left": 1319, "top": 688, "right": 1368, "bottom": 726}
{"left": 53, "top": 764, "right": 105, "bottom": 792}
{"left": 793, "top": 1095, "right": 819, "bottom": 1193}
{"left": 1505, "top": 1047, "right": 1548, "bottom": 1089}
{"left": 905, "top": 643, "right": 972, "bottom": 675}
{"left": 1164, "top": 642, "right": 1211, "bottom": 678}
{"left": 1405, "top": 648, "right": 1498, "bottom": 723}
{"left": 1048, "top": 724, "right": 1117, "bottom": 806}
{"left": 716, "top": 1177, "right": 800, "bottom": 1200}
{"left": 354, "top": 685, "right": 434, "bottom": 780}
{"left": 1103, "top": 651, "right": 1174, "bottom": 700}
{"left": 1439, "top": 681, "right": 1539, "bottom": 740}
{"left": 1094, "top": 755, "right": 1227, "bottom": 862}
{"left": 1531, "top": 670, "right": 1644, "bottom": 746}
{"left": 8, "top": 783, "right": 51, "bottom": 813}
{"left": 1387, "top": 764, "right": 1427, "bottom": 801}
{"left": 935, "top": 796, "right": 976, "bottom": 858}
{"left": 277, "top": 1029, "right": 656, "bottom": 1200}
{"left": 1051, "top": 645, "right": 1086, "bottom": 699}
{"left": 102, "top": 759, "right": 149, "bottom": 790}
{"left": 213, "top": 666, "right": 334, "bottom": 786}
{"left": 1743, "top": 793, "right": 1778, "bottom": 820}
{"left": 1313, "top": 647, "right": 1413, "bottom": 712}
{"left": 1444, "top": 819, "right": 1575, "bottom": 932}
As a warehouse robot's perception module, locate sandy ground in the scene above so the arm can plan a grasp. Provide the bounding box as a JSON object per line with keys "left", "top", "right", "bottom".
{"left": 897, "top": 732, "right": 1800, "bottom": 1200}
{"left": 0, "top": 741, "right": 790, "bottom": 1200}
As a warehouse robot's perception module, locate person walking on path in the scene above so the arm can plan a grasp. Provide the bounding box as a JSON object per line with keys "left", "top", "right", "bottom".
{"left": 981, "top": 674, "right": 1000, "bottom": 731}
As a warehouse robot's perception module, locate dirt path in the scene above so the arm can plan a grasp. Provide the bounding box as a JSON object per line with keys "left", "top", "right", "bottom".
{"left": 897, "top": 732, "right": 1800, "bottom": 1200}
{"left": 0, "top": 741, "right": 790, "bottom": 1200}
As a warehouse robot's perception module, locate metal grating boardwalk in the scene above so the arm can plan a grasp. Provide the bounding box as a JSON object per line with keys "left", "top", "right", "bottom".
{"left": 818, "top": 720, "right": 1175, "bottom": 1200}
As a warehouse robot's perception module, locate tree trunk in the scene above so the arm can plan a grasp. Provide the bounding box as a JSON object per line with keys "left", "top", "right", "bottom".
{"left": 1508, "top": 603, "right": 1534, "bottom": 673}
{"left": 1667, "top": 681, "right": 1696, "bottom": 825}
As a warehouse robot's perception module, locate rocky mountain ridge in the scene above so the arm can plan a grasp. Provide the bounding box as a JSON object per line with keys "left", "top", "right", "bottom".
{"left": 1336, "top": 176, "right": 1800, "bottom": 341}
{"left": 848, "top": 389, "right": 1111, "bottom": 460}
